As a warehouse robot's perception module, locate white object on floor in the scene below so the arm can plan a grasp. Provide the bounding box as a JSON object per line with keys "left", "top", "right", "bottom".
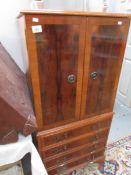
{"left": 0, "top": 134, "right": 48, "bottom": 175}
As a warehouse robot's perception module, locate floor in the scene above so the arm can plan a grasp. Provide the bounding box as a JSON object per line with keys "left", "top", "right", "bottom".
{"left": 0, "top": 164, "right": 24, "bottom": 175}
{"left": 0, "top": 100, "right": 131, "bottom": 175}
{"left": 108, "top": 99, "right": 131, "bottom": 143}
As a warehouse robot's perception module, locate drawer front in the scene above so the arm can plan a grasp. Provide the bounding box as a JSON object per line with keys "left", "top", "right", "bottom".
{"left": 44, "top": 118, "right": 111, "bottom": 146}
{"left": 38, "top": 113, "right": 112, "bottom": 147}
{"left": 44, "top": 141, "right": 106, "bottom": 168}
{"left": 42, "top": 129, "right": 108, "bottom": 158}
{"left": 48, "top": 149, "right": 105, "bottom": 175}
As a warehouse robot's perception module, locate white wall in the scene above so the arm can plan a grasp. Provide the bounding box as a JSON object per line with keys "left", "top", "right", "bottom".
{"left": 44, "top": 0, "right": 84, "bottom": 11}
{"left": 0, "top": 0, "right": 31, "bottom": 72}
{"left": 0, "top": 0, "right": 86, "bottom": 74}
{"left": 107, "top": 0, "right": 131, "bottom": 107}
{"left": 0, "top": 0, "right": 85, "bottom": 73}
{"left": 107, "top": 0, "right": 131, "bottom": 12}
{"left": 117, "top": 24, "right": 131, "bottom": 107}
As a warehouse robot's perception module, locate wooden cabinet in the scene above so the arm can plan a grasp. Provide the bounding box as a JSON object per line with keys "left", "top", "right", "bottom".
{"left": 20, "top": 10, "right": 130, "bottom": 175}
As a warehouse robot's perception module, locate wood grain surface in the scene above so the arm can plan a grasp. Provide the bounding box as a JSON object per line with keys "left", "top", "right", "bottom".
{"left": 25, "top": 15, "right": 86, "bottom": 129}
{"left": 19, "top": 10, "right": 131, "bottom": 19}
{"left": 81, "top": 17, "right": 130, "bottom": 119}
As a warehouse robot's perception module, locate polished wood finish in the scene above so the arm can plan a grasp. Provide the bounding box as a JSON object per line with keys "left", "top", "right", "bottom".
{"left": 19, "top": 10, "right": 131, "bottom": 18}
{"left": 44, "top": 138, "right": 106, "bottom": 162}
{"left": 48, "top": 156, "right": 105, "bottom": 175}
{"left": 21, "top": 11, "right": 130, "bottom": 175}
{"left": 48, "top": 150, "right": 105, "bottom": 175}
{"left": 81, "top": 17, "right": 130, "bottom": 119}
{"left": 37, "top": 112, "right": 112, "bottom": 147}
{"left": 46, "top": 147, "right": 105, "bottom": 169}
{"left": 25, "top": 15, "right": 86, "bottom": 130}
{"left": 41, "top": 137, "right": 107, "bottom": 158}
{"left": 37, "top": 113, "right": 112, "bottom": 173}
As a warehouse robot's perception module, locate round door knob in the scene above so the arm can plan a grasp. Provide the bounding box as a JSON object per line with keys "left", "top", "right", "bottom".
{"left": 67, "top": 74, "right": 76, "bottom": 83}
{"left": 90, "top": 71, "right": 97, "bottom": 80}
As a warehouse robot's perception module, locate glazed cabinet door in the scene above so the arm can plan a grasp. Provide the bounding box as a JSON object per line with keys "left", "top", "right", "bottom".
{"left": 25, "top": 15, "right": 86, "bottom": 129}
{"left": 81, "top": 17, "right": 130, "bottom": 119}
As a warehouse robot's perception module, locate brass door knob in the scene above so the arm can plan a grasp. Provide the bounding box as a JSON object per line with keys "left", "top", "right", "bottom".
{"left": 68, "top": 74, "right": 76, "bottom": 83}
{"left": 90, "top": 71, "right": 97, "bottom": 79}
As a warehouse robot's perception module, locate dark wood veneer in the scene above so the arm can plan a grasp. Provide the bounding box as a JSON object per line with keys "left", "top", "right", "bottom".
{"left": 21, "top": 11, "right": 130, "bottom": 174}
{"left": 81, "top": 17, "right": 130, "bottom": 119}
{"left": 36, "top": 24, "right": 79, "bottom": 126}
{"left": 25, "top": 15, "right": 86, "bottom": 130}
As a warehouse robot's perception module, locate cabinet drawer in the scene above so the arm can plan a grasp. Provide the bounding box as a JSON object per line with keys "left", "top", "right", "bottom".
{"left": 42, "top": 128, "right": 108, "bottom": 158}
{"left": 44, "top": 141, "right": 106, "bottom": 168}
{"left": 37, "top": 113, "right": 113, "bottom": 147}
{"left": 44, "top": 118, "right": 111, "bottom": 146}
{"left": 48, "top": 149, "right": 105, "bottom": 175}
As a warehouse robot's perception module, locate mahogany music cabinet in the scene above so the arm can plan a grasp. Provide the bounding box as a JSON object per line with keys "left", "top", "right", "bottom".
{"left": 19, "top": 10, "right": 130, "bottom": 175}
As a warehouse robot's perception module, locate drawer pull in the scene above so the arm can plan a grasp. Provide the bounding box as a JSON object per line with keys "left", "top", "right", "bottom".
{"left": 55, "top": 136, "right": 61, "bottom": 142}
{"left": 92, "top": 134, "right": 99, "bottom": 142}
{"left": 55, "top": 148, "right": 63, "bottom": 153}
{"left": 57, "top": 164, "right": 67, "bottom": 175}
{"left": 64, "top": 132, "right": 68, "bottom": 139}
{"left": 92, "top": 124, "right": 99, "bottom": 131}
{"left": 55, "top": 132, "right": 68, "bottom": 142}
{"left": 93, "top": 144, "right": 98, "bottom": 150}
{"left": 95, "top": 134, "right": 99, "bottom": 140}
{"left": 55, "top": 145, "right": 68, "bottom": 153}
{"left": 63, "top": 144, "right": 68, "bottom": 150}
{"left": 92, "top": 154, "right": 95, "bottom": 162}
{"left": 57, "top": 157, "right": 67, "bottom": 165}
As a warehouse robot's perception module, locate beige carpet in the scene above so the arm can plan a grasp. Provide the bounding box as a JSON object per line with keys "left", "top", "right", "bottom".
{"left": 71, "top": 135, "right": 131, "bottom": 175}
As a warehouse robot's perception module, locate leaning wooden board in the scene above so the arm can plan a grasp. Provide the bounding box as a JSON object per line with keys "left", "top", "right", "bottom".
{"left": 0, "top": 43, "right": 37, "bottom": 144}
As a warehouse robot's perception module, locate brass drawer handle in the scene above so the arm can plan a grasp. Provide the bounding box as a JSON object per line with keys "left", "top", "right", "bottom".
{"left": 89, "top": 151, "right": 95, "bottom": 163}
{"left": 93, "top": 144, "right": 98, "bottom": 150}
{"left": 55, "top": 132, "right": 68, "bottom": 142}
{"left": 95, "top": 134, "right": 99, "bottom": 140}
{"left": 64, "top": 132, "right": 68, "bottom": 139}
{"left": 63, "top": 145, "right": 68, "bottom": 151}
{"left": 55, "top": 145, "right": 68, "bottom": 154}
{"left": 55, "top": 136, "right": 61, "bottom": 142}
{"left": 57, "top": 164, "right": 67, "bottom": 174}
{"left": 57, "top": 157, "right": 67, "bottom": 165}
{"left": 92, "top": 134, "right": 99, "bottom": 142}
{"left": 55, "top": 148, "right": 63, "bottom": 154}
{"left": 92, "top": 124, "right": 99, "bottom": 131}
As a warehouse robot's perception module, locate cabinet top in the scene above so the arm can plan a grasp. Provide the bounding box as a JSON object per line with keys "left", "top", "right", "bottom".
{"left": 19, "top": 10, "right": 131, "bottom": 18}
